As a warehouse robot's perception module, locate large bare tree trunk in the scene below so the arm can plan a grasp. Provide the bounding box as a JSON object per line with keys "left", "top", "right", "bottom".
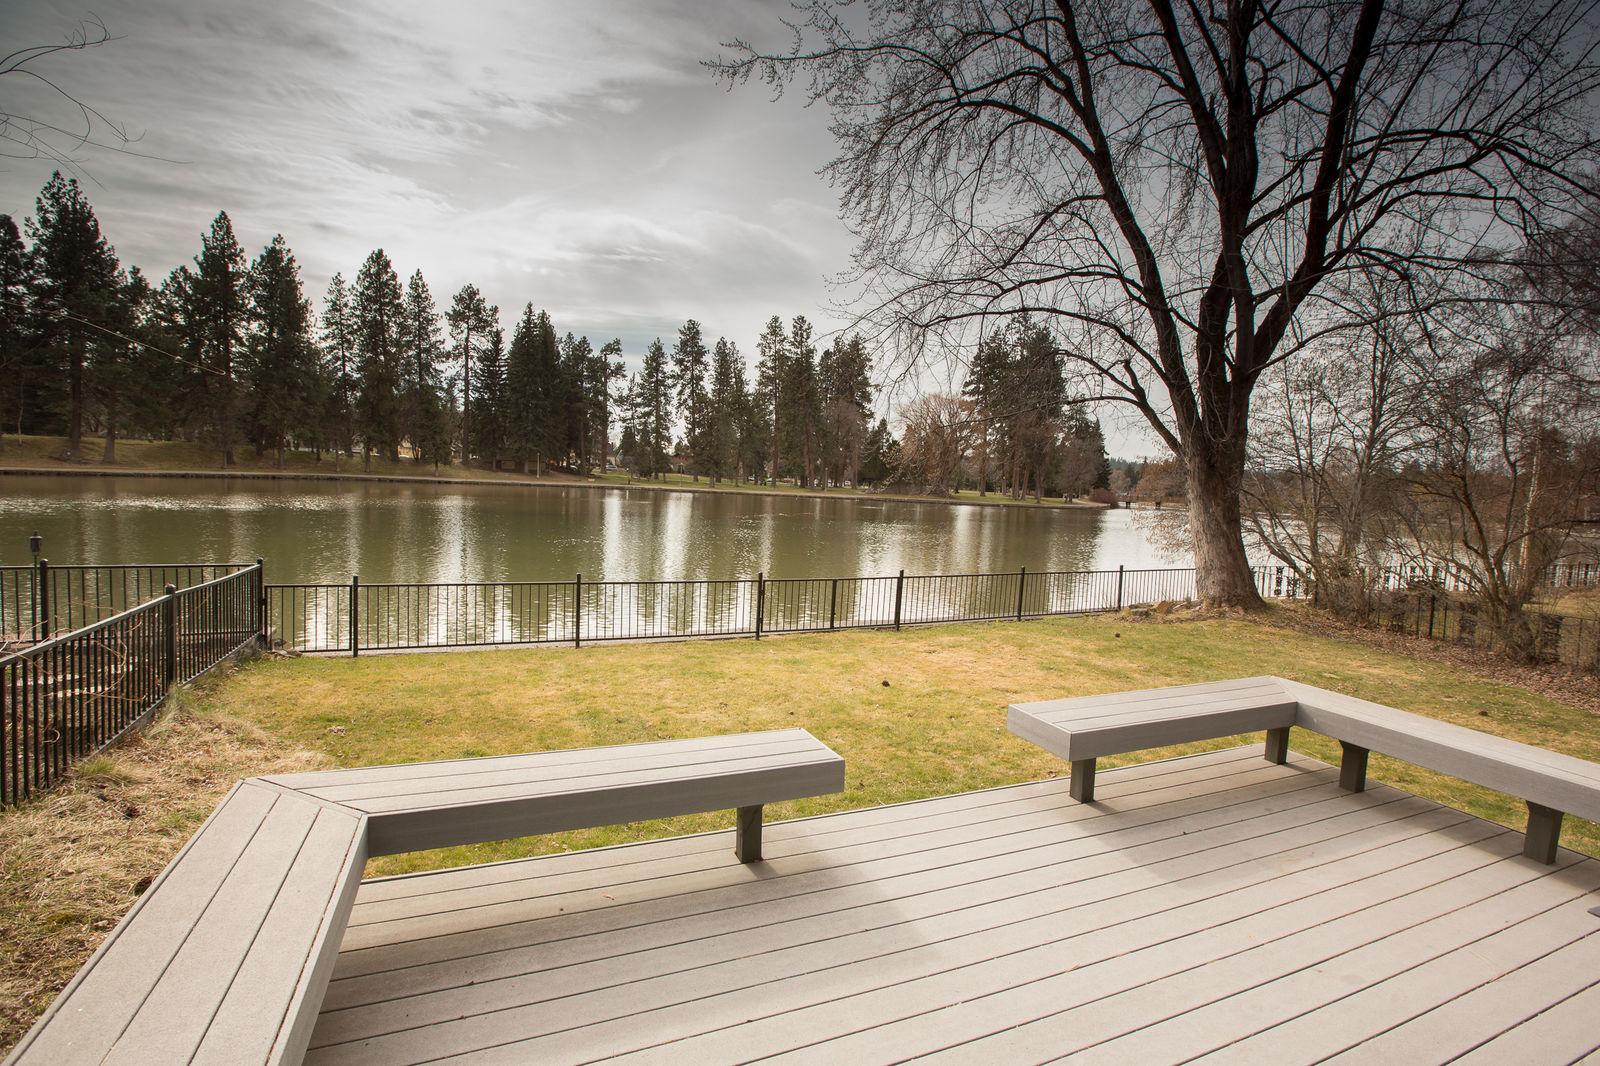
{"left": 1186, "top": 447, "right": 1263, "bottom": 608}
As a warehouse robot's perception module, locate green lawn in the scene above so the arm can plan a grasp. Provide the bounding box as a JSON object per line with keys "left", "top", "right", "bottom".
{"left": 207, "top": 612, "right": 1600, "bottom": 875}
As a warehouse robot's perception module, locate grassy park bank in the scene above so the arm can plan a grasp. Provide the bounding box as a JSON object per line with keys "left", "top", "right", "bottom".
{"left": 0, "top": 433, "right": 1106, "bottom": 511}
{"left": 1, "top": 609, "right": 1596, "bottom": 1048}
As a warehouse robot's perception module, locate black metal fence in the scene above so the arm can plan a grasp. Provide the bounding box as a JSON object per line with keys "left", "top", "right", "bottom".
{"left": 0, "top": 561, "right": 252, "bottom": 650}
{"left": 0, "top": 564, "right": 264, "bottom": 805}
{"left": 264, "top": 565, "right": 1303, "bottom": 655}
{"left": 1371, "top": 590, "right": 1600, "bottom": 672}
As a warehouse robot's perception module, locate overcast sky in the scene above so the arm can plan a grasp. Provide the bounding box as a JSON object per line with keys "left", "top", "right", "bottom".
{"left": 3, "top": 0, "right": 1154, "bottom": 456}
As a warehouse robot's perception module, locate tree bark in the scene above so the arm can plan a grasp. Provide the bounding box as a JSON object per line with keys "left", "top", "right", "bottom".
{"left": 1186, "top": 447, "right": 1264, "bottom": 608}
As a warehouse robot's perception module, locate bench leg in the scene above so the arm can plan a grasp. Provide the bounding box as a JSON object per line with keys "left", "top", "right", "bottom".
{"left": 735, "top": 804, "right": 764, "bottom": 863}
{"left": 1264, "top": 727, "right": 1291, "bottom": 765}
{"left": 1338, "top": 742, "right": 1369, "bottom": 792}
{"left": 1069, "top": 758, "right": 1096, "bottom": 803}
{"left": 1524, "top": 803, "right": 1563, "bottom": 864}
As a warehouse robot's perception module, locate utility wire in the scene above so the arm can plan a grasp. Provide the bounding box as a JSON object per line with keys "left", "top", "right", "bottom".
{"left": 57, "top": 310, "right": 226, "bottom": 378}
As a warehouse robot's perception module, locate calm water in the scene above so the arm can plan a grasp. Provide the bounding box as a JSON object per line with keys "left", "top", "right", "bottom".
{"left": 0, "top": 475, "right": 1184, "bottom": 582}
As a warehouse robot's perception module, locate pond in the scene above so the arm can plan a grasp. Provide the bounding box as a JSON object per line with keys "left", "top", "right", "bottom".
{"left": 0, "top": 474, "right": 1185, "bottom": 582}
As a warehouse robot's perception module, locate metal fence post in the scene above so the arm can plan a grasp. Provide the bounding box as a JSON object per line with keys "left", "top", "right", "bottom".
{"left": 893, "top": 569, "right": 905, "bottom": 630}
{"left": 162, "top": 583, "right": 177, "bottom": 687}
{"left": 1115, "top": 564, "right": 1125, "bottom": 611}
{"left": 754, "top": 573, "right": 765, "bottom": 639}
{"left": 256, "top": 557, "right": 267, "bottom": 647}
{"left": 36, "top": 558, "right": 50, "bottom": 641}
{"left": 1016, "top": 566, "right": 1027, "bottom": 621}
{"left": 350, "top": 575, "right": 360, "bottom": 658}
{"left": 828, "top": 578, "right": 839, "bottom": 631}
{"left": 574, "top": 573, "right": 583, "bottom": 648}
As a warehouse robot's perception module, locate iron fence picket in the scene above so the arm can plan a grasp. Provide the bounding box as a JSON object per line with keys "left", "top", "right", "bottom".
{"left": 0, "top": 564, "right": 261, "bottom": 806}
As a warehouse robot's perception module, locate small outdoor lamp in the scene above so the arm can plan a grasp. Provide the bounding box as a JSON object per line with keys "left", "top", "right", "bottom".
{"left": 29, "top": 531, "right": 42, "bottom": 564}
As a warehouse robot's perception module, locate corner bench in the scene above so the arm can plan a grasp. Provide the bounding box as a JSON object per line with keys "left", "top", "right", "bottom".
{"left": 1010, "top": 676, "right": 1600, "bottom": 865}
{"left": 8, "top": 729, "right": 843, "bottom": 1066}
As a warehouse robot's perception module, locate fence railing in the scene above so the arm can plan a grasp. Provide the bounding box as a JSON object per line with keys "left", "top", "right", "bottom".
{"left": 0, "top": 563, "right": 264, "bottom": 805}
{"left": 1370, "top": 590, "right": 1599, "bottom": 672}
{"left": 1365, "top": 561, "right": 1599, "bottom": 594}
{"left": 0, "top": 561, "right": 253, "bottom": 649}
{"left": 264, "top": 565, "right": 1304, "bottom": 655}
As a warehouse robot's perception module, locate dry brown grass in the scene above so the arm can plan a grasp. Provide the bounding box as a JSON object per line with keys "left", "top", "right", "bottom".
{"left": 0, "top": 669, "right": 330, "bottom": 1051}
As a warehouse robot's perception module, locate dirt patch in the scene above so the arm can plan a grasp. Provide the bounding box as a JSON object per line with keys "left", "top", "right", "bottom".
{"left": 0, "top": 668, "right": 328, "bottom": 1055}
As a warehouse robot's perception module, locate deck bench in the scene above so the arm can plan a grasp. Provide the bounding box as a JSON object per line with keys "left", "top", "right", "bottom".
{"left": 8, "top": 728, "right": 843, "bottom": 1065}
{"left": 1010, "top": 676, "right": 1600, "bottom": 865}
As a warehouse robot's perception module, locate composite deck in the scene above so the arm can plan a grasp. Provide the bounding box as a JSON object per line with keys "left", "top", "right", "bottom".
{"left": 307, "top": 746, "right": 1600, "bottom": 1064}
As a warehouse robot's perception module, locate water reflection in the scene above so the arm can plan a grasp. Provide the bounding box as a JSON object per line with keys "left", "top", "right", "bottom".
{"left": 0, "top": 475, "right": 1187, "bottom": 583}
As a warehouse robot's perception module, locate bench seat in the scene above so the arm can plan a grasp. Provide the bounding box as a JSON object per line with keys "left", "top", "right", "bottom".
{"left": 9, "top": 729, "right": 844, "bottom": 1065}
{"left": 264, "top": 728, "right": 844, "bottom": 856}
{"left": 12, "top": 782, "right": 367, "bottom": 1066}
{"left": 1011, "top": 676, "right": 1600, "bottom": 865}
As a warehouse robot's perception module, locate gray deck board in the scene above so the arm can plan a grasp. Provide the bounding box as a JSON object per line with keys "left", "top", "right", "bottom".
{"left": 307, "top": 746, "right": 1600, "bottom": 1064}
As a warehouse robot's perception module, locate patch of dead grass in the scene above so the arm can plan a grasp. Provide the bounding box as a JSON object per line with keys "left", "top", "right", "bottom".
{"left": 0, "top": 667, "right": 329, "bottom": 1052}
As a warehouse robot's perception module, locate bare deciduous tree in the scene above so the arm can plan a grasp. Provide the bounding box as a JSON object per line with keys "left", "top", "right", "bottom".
{"left": 716, "top": 0, "right": 1600, "bottom": 606}
{"left": 895, "top": 393, "right": 976, "bottom": 494}
{"left": 1243, "top": 274, "right": 1426, "bottom": 611}
{"left": 1, "top": 17, "right": 139, "bottom": 178}
{"left": 1395, "top": 303, "right": 1600, "bottom": 659}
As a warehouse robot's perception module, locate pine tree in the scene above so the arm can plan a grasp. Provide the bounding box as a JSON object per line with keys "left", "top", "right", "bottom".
{"left": 819, "top": 334, "right": 874, "bottom": 486}
{"left": 352, "top": 249, "right": 406, "bottom": 465}
{"left": 26, "top": 172, "right": 121, "bottom": 458}
{"left": 963, "top": 330, "right": 1012, "bottom": 495}
{"left": 754, "top": 315, "right": 786, "bottom": 483}
{"left": 859, "top": 418, "right": 895, "bottom": 484}
{"left": 707, "top": 336, "right": 742, "bottom": 486}
{"left": 243, "top": 235, "right": 317, "bottom": 467}
{"left": 0, "top": 215, "right": 30, "bottom": 442}
{"left": 89, "top": 264, "right": 143, "bottom": 462}
{"left": 400, "top": 270, "right": 445, "bottom": 463}
{"left": 637, "top": 337, "right": 673, "bottom": 478}
{"left": 594, "top": 338, "right": 625, "bottom": 471}
{"left": 504, "top": 305, "right": 563, "bottom": 473}
{"left": 190, "top": 211, "right": 248, "bottom": 465}
{"left": 530, "top": 311, "right": 562, "bottom": 470}
{"left": 446, "top": 284, "right": 493, "bottom": 460}
{"left": 320, "top": 273, "right": 358, "bottom": 462}
{"left": 151, "top": 266, "right": 206, "bottom": 441}
{"left": 559, "top": 332, "right": 592, "bottom": 469}
{"left": 470, "top": 319, "right": 506, "bottom": 463}
{"left": 672, "top": 319, "right": 710, "bottom": 478}
{"left": 784, "top": 315, "right": 822, "bottom": 487}
{"left": 616, "top": 371, "right": 641, "bottom": 475}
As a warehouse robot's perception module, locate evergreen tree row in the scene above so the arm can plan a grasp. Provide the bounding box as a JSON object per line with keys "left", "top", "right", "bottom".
{"left": 0, "top": 173, "right": 901, "bottom": 486}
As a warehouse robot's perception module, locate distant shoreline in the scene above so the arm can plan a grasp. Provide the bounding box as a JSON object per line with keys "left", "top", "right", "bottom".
{"left": 0, "top": 461, "right": 1110, "bottom": 513}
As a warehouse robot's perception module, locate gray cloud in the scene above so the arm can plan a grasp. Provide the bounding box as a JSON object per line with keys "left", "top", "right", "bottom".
{"left": 2, "top": 0, "right": 1155, "bottom": 456}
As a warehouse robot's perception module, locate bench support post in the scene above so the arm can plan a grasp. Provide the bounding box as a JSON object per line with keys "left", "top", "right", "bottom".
{"left": 1524, "top": 802, "right": 1563, "bottom": 864}
{"left": 735, "top": 804, "right": 764, "bottom": 862}
{"left": 1069, "top": 758, "right": 1097, "bottom": 803}
{"left": 1338, "top": 742, "right": 1369, "bottom": 792}
{"left": 1264, "top": 727, "right": 1290, "bottom": 765}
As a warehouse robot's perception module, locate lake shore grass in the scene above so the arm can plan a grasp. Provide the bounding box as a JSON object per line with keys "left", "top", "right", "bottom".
{"left": 0, "top": 433, "right": 1105, "bottom": 511}
{"left": 1, "top": 609, "right": 1595, "bottom": 1051}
